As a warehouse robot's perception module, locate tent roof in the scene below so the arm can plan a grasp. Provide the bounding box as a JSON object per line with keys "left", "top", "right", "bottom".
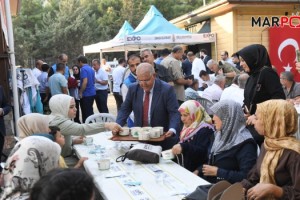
{"left": 129, "top": 5, "right": 190, "bottom": 35}
{"left": 83, "top": 20, "right": 134, "bottom": 54}
{"left": 112, "top": 20, "right": 134, "bottom": 41}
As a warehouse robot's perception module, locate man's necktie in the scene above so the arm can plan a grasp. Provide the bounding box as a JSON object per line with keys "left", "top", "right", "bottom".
{"left": 142, "top": 91, "right": 150, "bottom": 127}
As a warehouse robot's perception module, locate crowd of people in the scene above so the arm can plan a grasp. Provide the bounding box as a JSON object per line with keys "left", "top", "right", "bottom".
{"left": 0, "top": 43, "right": 299, "bottom": 199}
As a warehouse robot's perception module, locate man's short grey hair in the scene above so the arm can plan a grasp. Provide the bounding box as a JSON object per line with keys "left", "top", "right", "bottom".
{"left": 136, "top": 63, "right": 155, "bottom": 76}
{"left": 280, "top": 71, "right": 294, "bottom": 82}
{"left": 92, "top": 59, "right": 100, "bottom": 65}
{"left": 207, "top": 59, "right": 218, "bottom": 68}
{"left": 172, "top": 45, "right": 183, "bottom": 53}
{"left": 140, "top": 48, "right": 152, "bottom": 56}
{"left": 238, "top": 73, "right": 249, "bottom": 89}
{"left": 232, "top": 75, "right": 239, "bottom": 85}
{"left": 214, "top": 75, "right": 226, "bottom": 85}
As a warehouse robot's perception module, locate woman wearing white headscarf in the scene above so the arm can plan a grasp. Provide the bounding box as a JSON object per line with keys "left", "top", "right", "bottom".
{"left": 49, "top": 94, "right": 122, "bottom": 157}
{"left": 0, "top": 136, "right": 61, "bottom": 200}
{"left": 195, "top": 100, "right": 257, "bottom": 184}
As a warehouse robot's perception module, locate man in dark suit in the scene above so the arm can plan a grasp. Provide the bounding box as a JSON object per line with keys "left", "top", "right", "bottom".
{"left": 0, "top": 85, "right": 11, "bottom": 170}
{"left": 200, "top": 49, "right": 212, "bottom": 73}
{"left": 116, "top": 63, "right": 181, "bottom": 150}
{"left": 182, "top": 51, "right": 194, "bottom": 77}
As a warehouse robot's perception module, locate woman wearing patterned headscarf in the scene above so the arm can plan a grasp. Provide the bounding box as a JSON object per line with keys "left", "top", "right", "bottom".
{"left": 0, "top": 136, "right": 61, "bottom": 200}
{"left": 171, "top": 100, "right": 214, "bottom": 172}
{"left": 195, "top": 100, "right": 257, "bottom": 184}
{"left": 237, "top": 44, "right": 285, "bottom": 147}
{"left": 242, "top": 100, "right": 300, "bottom": 200}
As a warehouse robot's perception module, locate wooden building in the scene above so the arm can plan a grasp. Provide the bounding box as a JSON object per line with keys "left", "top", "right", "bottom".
{"left": 170, "top": 0, "right": 300, "bottom": 60}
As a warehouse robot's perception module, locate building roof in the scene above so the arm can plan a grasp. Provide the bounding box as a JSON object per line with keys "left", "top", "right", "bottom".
{"left": 170, "top": 0, "right": 300, "bottom": 27}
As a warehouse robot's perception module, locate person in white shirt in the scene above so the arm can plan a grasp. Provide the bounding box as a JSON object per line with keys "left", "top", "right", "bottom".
{"left": 112, "top": 58, "right": 126, "bottom": 112}
{"left": 32, "top": 60, "right": 43, "bottom": 79}
{"left": 199, "top": 70, "right": 215, "bottom": 90}
{"left": 92, "top": 59, "right": 109, "bottom": 113}
{"left": 202, "top": 75, "right": 226, "bottom": 102}
{"left": 220, "top": 50, "right": 235, "bottom": 67}
{"left": 120, "top": 54, "right": 140, "bottom": 127}
{"left": 192, "top": 54, "right": 206, "bottom": 87}
{"left": 37, "top": 63, "right": 50, "bottom": 113}
{"left": 220, "top": 74, "right": 249, "bottom": 106}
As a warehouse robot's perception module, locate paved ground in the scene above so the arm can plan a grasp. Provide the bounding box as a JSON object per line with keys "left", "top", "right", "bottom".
{"left": 93, "top": 92, "right": 118, "bottom": 117}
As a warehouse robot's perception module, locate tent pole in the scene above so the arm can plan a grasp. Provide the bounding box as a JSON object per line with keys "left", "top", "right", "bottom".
{"left": 5, "top": 0, "right": 20, "bottom": 136}
{"left": 125, "top": 49, "right": 128, "bottom": 60}
{"left": 100, "top": 50, "right": 103, "bottom": 60}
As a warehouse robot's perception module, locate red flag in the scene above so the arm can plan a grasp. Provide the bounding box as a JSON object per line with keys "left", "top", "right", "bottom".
{"left": 269, "top": 25, "right": 300, "bottom": 81}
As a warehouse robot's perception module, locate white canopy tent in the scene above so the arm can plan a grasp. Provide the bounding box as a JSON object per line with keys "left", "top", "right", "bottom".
{"left": 83, "top": 6, "right": 217, "bottom": 57}
{"left": 123, "top": 5, "right": 217, "bottom": 56}
{"left": 83, "top": 20, "right": 135, "bottom": 55}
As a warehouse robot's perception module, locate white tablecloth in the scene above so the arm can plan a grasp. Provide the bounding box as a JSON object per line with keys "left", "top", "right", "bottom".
{"left": 74, "top": 132, "right": 209, "bottom": 200}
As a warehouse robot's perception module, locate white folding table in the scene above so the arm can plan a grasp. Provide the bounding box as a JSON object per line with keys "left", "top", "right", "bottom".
{"left": 74, "top": 132, "right": 210, "bottom": 200}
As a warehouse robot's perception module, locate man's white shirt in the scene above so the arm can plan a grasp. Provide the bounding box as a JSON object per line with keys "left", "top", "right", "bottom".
{"left": 220, "top": 84, "right": 244, "bottom": 106}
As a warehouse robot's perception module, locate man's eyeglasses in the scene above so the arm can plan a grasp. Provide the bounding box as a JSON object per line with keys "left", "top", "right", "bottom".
{"left": 137, "top": 77, "right": 152, "bottom": 83}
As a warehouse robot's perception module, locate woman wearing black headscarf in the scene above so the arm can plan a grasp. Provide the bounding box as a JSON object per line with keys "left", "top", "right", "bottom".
{"left": 237, "top": 44, "right": 285, "bottom": 147}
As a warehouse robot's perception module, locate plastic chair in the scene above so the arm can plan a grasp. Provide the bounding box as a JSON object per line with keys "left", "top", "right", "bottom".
{"left": 218, "top": 182, "right": 244, "bottom": 200}
{"left": 85, "top": 113, "right": 116, "bottom": 124}
{"left": 207, "top": 180, "right": 231, "bottom": 200}
{"left": 197, "top": 96, "right": 214, "bottom": 115}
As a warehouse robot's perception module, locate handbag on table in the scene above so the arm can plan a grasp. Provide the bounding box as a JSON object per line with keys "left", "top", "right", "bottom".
{"left": 116, "top": 143, "right": 162, "bottom": 163}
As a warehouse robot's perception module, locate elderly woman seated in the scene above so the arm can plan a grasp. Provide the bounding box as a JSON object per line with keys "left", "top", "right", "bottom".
{"left": 0, "top": 136, "right": 61, "bottom": 199}
{"left": 194, "top": 100, "right": 257, "bottom": 184}
{"left": 171, "top": 100, "right": 214, "bottom": 172}
{"left": 242, "top": 99, "right": 300, "bottom": 200}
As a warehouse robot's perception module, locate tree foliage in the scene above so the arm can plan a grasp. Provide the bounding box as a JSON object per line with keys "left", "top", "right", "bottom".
{"left": 13, "top": 0, "right": 213, "bottom": 66}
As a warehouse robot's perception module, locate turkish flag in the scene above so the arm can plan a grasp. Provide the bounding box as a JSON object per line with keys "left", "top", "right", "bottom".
{"left": 269, "top": 25, "right": 300, "bottom": 81}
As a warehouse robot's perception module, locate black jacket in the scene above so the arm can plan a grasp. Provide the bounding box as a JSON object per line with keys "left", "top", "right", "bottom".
{"left": 154, "top": 63, "right": 172, "bottom": 83}
{"left": 178, "top": 127, "right": 214, "bottom": 172}
{"left": 244, "top": 67, "right": 285, "bottom": 114}
{"left": 198, "top": 139, "right": 257, "bottom": 184}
